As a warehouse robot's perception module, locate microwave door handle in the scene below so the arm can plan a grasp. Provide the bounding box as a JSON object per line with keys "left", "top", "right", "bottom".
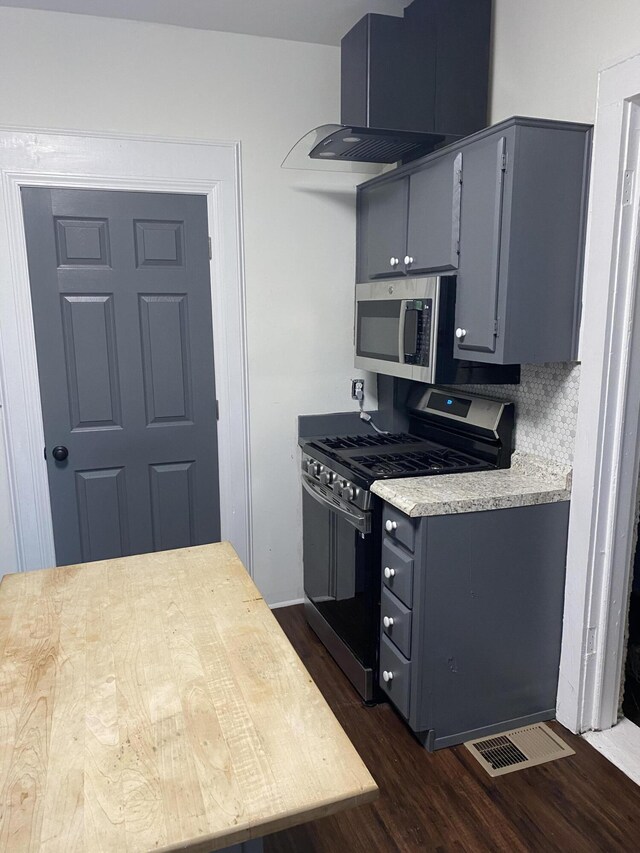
{"left": 403, "top": 308, "right": 419, "bottom": 358}
{"left": 398, "top": 301, "right": 408, "bottom": 364}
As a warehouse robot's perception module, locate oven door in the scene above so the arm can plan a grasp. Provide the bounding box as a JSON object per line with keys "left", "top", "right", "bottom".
{"left": 302, "top": 475, "right": 380, "bottom": 674}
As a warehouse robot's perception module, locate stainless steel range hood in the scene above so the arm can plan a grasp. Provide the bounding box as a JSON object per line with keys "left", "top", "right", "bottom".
{"left": 283, "top": 0, "right": 492, "bottom": 171}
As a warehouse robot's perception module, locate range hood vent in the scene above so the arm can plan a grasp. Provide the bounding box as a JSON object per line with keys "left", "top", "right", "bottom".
{"left": 309, "top": 125, "right": 444, "bottom": 164}
{"left": 283, "top": 0, "right": 491, "bottom": 170}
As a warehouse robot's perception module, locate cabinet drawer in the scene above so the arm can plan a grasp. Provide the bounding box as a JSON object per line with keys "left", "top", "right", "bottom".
{"left": 381, "top": 539, "right": 414, "bottom": 608}
{"left": 381, "top": 587, "right": 412, "bottom": 659}
{"left": 382, "top": 505, "right": 415, "bottom": 552}
{"left": 379, "top": 635, "right": 411, "bottom": 719}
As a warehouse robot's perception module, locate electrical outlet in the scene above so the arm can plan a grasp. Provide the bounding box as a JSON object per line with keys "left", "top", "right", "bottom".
{"left": 351, "top": 378, "right": 364, "bottom": 401}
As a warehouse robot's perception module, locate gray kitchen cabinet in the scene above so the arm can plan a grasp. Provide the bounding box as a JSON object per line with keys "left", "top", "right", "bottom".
{"left": 406, "top": 151, "right": 462, "bottom": 274}
{"left": 454, "top": 120, "right": 591, "bottom": 363}
{"left": 453, "top": 131, "right": 506, "bottom": 354}
{"left": 378, "top": 499, "right": 570, "bottom": 751}
{"left": 357, "top": 152, "right": 461, "bottom": 280}
{"left": 356, "top": 117, "right": 591, "bottom": 365}
{"left": 357, "top": 177, "right": 408, "bottom": 279}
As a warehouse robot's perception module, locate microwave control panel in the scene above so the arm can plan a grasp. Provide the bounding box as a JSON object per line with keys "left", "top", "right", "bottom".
{"left": 404, "top": 299, "right": 432, "bottom": 367}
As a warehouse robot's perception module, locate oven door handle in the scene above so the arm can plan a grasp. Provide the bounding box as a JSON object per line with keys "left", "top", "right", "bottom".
{"left": 301, "top": 476, "right": 371, "bottom": 535}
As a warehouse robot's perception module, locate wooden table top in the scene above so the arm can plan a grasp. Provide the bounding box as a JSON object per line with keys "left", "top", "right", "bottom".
{"left": 0, "top": 543, "right": 377, "bottom": 852}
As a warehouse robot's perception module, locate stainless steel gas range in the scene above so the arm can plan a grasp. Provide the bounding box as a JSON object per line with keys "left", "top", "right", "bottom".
{"left": 300, "top": 386, "right": 514, "bottom": 702}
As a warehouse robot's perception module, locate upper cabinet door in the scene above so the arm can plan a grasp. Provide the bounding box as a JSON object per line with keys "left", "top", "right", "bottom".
{"left": 357, "top": 178, "right": 409, "bottom": 281}
{"left": 454, "top": 135, "right": 507, "bottom": 355}
{"left": 406, "top": 152, "right": 462, "bottom": 274}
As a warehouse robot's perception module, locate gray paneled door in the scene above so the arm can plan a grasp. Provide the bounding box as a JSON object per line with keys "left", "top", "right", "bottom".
{"left": 21, "top": 187, "right": 221, "bottom": 567}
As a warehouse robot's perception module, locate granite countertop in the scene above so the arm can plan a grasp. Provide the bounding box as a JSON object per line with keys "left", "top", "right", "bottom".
{"left": 371, "top": 451, "right": 572, "bottom": 518}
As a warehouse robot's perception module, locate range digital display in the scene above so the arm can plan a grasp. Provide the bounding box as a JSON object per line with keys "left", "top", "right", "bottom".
{"left": 427, "top": 392, "right": 472, "bottom": 418}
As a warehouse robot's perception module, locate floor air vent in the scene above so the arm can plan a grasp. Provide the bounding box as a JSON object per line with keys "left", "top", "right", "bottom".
{"left": 464, "top": 723, "right": 575, "bottom": 777}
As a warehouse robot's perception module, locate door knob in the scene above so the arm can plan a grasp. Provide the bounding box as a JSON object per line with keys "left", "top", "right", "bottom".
{"left": 383, "top": 616, "right": 394, "bottom": 628}
{"left": 52, "top": 445, "right": 69, "bottom": 462}
{"left": 385, "top": 519, "right": 397, "bottom": 533}
{"left": 455, "top": 328, "right": 467, "bottom": 340}
{"left": 384, "top": 566, "right": 396, "bottom": 579}
{"left": 389, "top": 256, "right": 399, "bottom": 267}
{"left": 404, "top": 255, "right": 414, "bottom": 266}
{"left": 382, "top": 670, "right": 393, "bottom": 682}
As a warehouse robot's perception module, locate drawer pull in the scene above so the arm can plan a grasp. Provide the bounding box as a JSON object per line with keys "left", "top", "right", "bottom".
{"left": 382, "top": 670, "right": 393, "bottom": 682}
{"left": 384, "top": 566, "right": 396, "bottom": 579}
{"left": 385, "top": 520, "right": 398, "bottom": 533}
{"left": 383, "top": 615, "right": 394, "bottom": 628}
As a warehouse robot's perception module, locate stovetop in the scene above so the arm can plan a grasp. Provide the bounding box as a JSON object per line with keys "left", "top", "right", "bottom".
{"left": 304, "top": 431, "right": 492, "bottom": 485}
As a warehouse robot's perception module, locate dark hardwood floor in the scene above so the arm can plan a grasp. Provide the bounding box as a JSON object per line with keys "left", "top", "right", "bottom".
{"left": 266, "top": 605, "right": 640, "bottom": 853}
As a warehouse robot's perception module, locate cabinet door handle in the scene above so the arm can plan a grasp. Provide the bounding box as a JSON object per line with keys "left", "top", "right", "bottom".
{"left": 382, "top": 670, "right": 394, "bottom": 682}
{"left": 389, "top": 256, "right": 399, "bottom": 268}
{"left": 385, "top": 519, "right": 398, "bottom": 533}
{"left": 455, "top": 327, "right": 467, "bottom": 340}
{"left": 383, "top": 616, "right": 394, "bottom": 628}
{"left": 384, "top": 566, "right": 396, "bottom": 579}
{"left": 404, "top": 255, "right": 414, "bottom": 267}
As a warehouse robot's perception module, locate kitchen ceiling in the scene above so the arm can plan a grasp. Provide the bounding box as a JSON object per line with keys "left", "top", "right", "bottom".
{"left": 0, "top": 0, "right": 408, "bottom": 45}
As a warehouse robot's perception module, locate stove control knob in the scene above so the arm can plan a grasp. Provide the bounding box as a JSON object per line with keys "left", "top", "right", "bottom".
{"left": 382, "top": 670, "right": 393, "bottom": 683}
{"left": 383, "top": 616, "right": 394, "bottom": 628}
{"left": 319, "top": 470, "right": 334, "bottom": 486}
{"left": 384, "top": 520, "right": 398, "bottom": 533}
{"left": 342, "top": 485, "right": 356, "bottom": 501}
{"left": 384, "top": 566, "right": 396, "bottom": 579}
{"left": 307, "top": 461, "right": 321, "bottom": 477}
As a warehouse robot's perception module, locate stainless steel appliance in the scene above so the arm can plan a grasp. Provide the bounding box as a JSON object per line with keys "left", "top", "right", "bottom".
{"left": 355, "top": 277, "right": 519, "bottom": 385}
{"left": 300, "top": 386, "right": 514, "bottom": 702}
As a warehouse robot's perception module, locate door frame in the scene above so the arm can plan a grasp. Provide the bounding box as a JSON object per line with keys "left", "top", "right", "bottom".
{"left": 0, "top": 126, "right": 252, "bottom": 573}
{"left": 557, "top": 51, "right": 640, "bottom": 737}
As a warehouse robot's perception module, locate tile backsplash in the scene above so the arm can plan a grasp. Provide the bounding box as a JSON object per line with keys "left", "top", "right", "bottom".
{"left": 460, "top": 362, "right": 581, "bottom": 466}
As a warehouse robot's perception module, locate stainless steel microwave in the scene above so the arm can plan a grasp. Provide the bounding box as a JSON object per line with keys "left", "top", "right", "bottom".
{"left": 354, "top": 277, "right": 521, "bottom": 386}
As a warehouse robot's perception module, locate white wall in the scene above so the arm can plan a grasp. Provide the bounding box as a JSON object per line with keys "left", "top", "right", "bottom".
{"left": 0, "top": 7, "right": 372, "bottom": 600}
{"left": 4, "top": 1, "right": 640, "bottom": 599}
{"left": 491, "top": 0, "right": 640, "bottom": 124}
{"left": 488, "top": 0, "right": 640, "bottom": 480}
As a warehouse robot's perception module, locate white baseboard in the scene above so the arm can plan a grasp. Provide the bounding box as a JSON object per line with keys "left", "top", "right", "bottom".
{"left": 583, "top": 717, "right": 640, "bottom": 786}
{"left": 269, "top": 597, "right": 305, "bottom": 610}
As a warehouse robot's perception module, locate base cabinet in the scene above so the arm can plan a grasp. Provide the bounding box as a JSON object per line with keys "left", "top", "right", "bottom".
{"left": 379, "top": 500, "right": 570, "bottom": 750}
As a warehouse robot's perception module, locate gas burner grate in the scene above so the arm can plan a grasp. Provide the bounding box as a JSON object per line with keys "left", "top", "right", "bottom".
{"left": 352, "top": 448, "right": 486, "bottom": 477}
{"left": 320, "top": 433, "right": 413, "bottom": 451}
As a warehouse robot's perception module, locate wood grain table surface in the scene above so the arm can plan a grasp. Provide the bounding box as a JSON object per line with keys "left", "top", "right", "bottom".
{"left": 0, "top": 542, "right": 377, "bottom": 852}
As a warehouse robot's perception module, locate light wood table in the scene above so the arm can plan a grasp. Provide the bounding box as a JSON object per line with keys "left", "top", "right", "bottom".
{"left": 0, "top": 542, "right": 377, "bottom": 852}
